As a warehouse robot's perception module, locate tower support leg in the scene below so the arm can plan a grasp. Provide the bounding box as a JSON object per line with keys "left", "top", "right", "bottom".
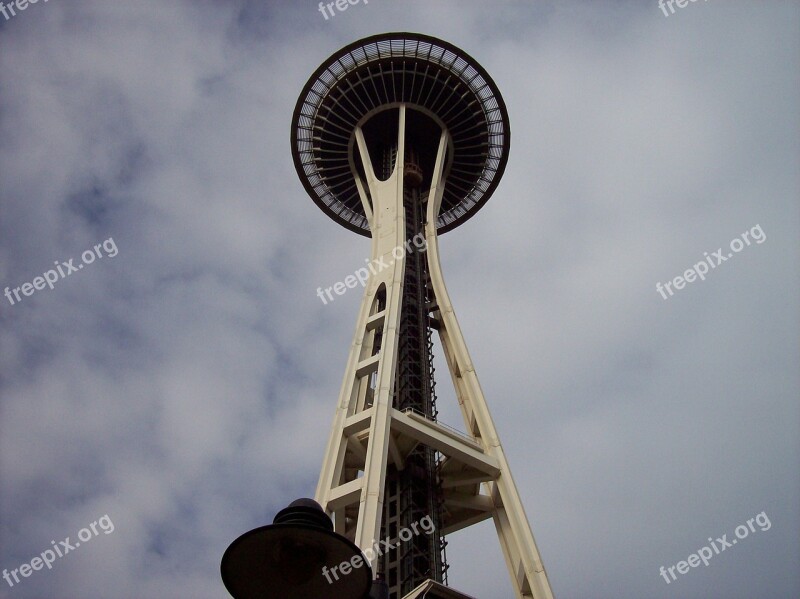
{"left": 315, "top": 107, "right": 410, "bottom": 551}
{"left": 424, "top": 129, "right": 554, "bottom": 599}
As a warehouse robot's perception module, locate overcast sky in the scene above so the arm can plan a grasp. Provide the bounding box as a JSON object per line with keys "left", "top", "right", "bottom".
{"left": 1, "top": 1, "right": 798, "bottom": 598}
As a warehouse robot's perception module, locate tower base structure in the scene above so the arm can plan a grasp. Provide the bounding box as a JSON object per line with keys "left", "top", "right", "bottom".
{"left": 403, "top": 579, "right": 476, "bottom": 599}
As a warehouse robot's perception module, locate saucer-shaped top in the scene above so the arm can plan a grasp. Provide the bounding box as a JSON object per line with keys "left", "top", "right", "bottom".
{"left": 291, "top": 32, "right": 510, "bottom": 237}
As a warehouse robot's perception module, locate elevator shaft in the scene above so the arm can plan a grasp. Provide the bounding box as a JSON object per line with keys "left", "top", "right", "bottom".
{"left": 378, "top": 144, "right": 448, "bottom": 598}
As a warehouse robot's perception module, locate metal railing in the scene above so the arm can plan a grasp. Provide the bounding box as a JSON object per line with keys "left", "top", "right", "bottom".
{"left": 401, "top": 407, "right": 477, "bottom": 446}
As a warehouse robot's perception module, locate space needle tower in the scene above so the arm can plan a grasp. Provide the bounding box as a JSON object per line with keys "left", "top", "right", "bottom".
{"left": 290, "top": 32, "right": 554, "bottom": 599}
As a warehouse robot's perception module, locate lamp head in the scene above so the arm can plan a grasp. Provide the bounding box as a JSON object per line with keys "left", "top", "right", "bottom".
{"left": 221, "top": 498, "right": 372, "bottom": 599}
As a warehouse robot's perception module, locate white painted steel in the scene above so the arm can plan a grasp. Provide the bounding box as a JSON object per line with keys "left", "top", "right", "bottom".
{"left": 315, "top": 105, "right": 554, "bottom": 599}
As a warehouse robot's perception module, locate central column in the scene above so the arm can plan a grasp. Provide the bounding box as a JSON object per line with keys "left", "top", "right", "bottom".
{"left": 380, "top": 140, "right": 447, "bottom": 595}
{"left": 353, "top": 104, "right": 449, "bottom": 597}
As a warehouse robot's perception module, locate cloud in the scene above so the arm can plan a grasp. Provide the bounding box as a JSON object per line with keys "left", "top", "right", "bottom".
{"left": 1, "top": 1, "right": 798, "bottom": 598}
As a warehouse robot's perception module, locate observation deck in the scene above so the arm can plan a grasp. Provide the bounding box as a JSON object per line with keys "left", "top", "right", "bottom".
{"left": 290, "top": 32, "right": 510, "bottom": 236}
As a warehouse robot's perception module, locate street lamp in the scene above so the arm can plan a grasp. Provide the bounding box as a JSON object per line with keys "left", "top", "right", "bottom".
{"left": 221, "top": 498, "right": 372, "bottom": 599}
